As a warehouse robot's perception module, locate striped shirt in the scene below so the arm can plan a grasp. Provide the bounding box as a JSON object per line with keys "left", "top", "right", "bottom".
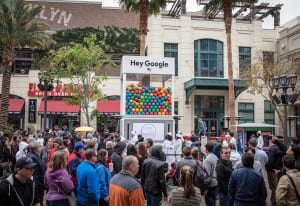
{"left": 168, "top": 186, "right": 201, "bottom": 206}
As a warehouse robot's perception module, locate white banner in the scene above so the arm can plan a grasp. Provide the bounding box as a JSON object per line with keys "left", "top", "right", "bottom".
{"left": 133, "top": 122, "right": 165, "bottom": 141}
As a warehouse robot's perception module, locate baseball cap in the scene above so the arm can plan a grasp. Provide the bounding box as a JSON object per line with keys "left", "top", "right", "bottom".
{"left": 16, "top": 157, "right": 36, "bottom": 169}
{"left": 74, "top": 142, "right": 86, "bottom": 151}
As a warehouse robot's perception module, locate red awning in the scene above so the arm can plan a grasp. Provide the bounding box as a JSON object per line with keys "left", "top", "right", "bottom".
{"left": 38, "top": 100, "right": 80, "bottom": 115}
{"left": 96, "top": 100, "right": 120, "bottom": 114}
{"left": 0, "top": 98, "right": 25, "bottom": 114}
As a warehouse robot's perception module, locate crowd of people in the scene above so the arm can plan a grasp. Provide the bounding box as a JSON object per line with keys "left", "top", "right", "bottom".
{"left": 0, "top": 127, "right": 299, "bottom": 206}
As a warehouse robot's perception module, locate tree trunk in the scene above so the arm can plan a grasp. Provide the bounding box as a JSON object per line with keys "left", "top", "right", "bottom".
{"left": 139, "top": 0, "right": 149, "bottom": 56}
{"left": 222, "top": 0, "right": 235, "bottom": 130}
{"left": 0, "top": 47, "right": 14, "bottom": 126}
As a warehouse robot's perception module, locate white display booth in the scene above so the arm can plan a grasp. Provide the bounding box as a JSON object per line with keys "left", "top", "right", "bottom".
{"left": 120, "top": 56, "right": 175, "bottom": 142}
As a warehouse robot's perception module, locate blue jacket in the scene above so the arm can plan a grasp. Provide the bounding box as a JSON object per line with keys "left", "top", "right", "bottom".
{"left": 228, "top": 167, "right": 267, "bottom": 206}
{"left": 76, "top": 161, "right": 100, "bottom": 205}
{"left": 95, "top": 162, "right": 111, "bottom": 199}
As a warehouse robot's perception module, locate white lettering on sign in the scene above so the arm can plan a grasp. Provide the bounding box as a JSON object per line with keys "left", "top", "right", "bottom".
{"left": 28, "top": 3, "right": 73, "bottom": 27}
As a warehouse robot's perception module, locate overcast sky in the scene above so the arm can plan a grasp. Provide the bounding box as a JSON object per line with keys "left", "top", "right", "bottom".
{"left": 98, "top": 0, "right": 299, "bottom": 28}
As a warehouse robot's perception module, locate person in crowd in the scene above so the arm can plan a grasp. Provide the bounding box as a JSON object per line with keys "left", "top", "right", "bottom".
{"left": 174, "top": 133, "right": 183, "bottom": 162}
{"left": 110, "top": 155, "right": 146, "bottom": 206}
{"left": 129, "top": 131, "right": 138, "bottom": 144}
{"left": 166, "top": 162, "right": 177, "bottom": 184}
{"left": 162, "top": 133, "right": 175, "bottom": 169}
{"left": 248, "top": 136, "right": 268, "bottom": 171}
{"left": 27, "top": 140, "right": 46, "bottom": 206}
{"left": 47, "top": 137, "right": 64, "bottom": 167}
{"left": 190, "top": 135, "right": 201, "bottom": 149}
{"left": 203, "top": 142, "right": 218, "bottom": 206}
{"left": 141, "top": 145, "right": 168, "bottom": 206}
{"left": 40, "top": 137, "right": 54, "bottom": 166}
{"left": 96, "top": 149, "right": 111, "bottom": 206}
{"left": 10, "top": 135, "right": 20, "bottom": 173}
{"left": 234, "top": 147, "right": 263, "bottom": 175}
{"left": 229, "top": 152, "right": 267, "bottom": 206}
{"left": 216, "top": 146, "right": 233, "bottom": 206}
{"left": 135, "top": 134, "right": 144, "bottom": 145}
{"left": 0, "top": 157, "right": 41, "bottom": 206}
{"left": 105, "top": 140, "right": 114, "bottom": 159}
{"left": 229, "top": 143, "right": 241, "bottom": 168}
{"left": 0, "top": 137, "right": 12, "bottom": 178}
{"left": 76, "top": 149, "right": 100, "bottom": 206}
{"left": 16, "top": 141, "right": 29, "bottom": 161}
{"left": 175, "top": 147, "right": 197, "bottom": 184}
{"left": 191, "top": 147, "right": 202, "bottom": 161}
{"left": 198, "top": 118, "right": 206, "bottom": 137}
{"left": 67, "top": 141, "right": 85, "bottom": 191}
{"left": 145, "top": 138, "right": 153, "bottom": 157}
{"left": 168, "top": 165, "right": 201, "bottom": 206}
{"left": 228, "top": 132, "right": 237, "bottom": 149}
{"left": 286, "top": 144, "right": 300, "bottom": 170}
{"left": 256, "top": 131, "right": 264, "bottom": 149}
{"left": 127, "top": 144, "right": 143, "bottom": 178}
{"left": 276, "top": 155, "right": 300, "bottom": 206}
{"left": 44, "top": 150, "right": 74, "bottom": 206}
{"left": 110, "top": 141, "right": 126, "bottom": 176}
{"left": 265, "top": 135, "right": 287, "bottom": 206}
{"left": 137, "top": 142, "right": 148, "bottom": 162}
{"left": 213, "top": 138, "right": 223, "bottom": 159}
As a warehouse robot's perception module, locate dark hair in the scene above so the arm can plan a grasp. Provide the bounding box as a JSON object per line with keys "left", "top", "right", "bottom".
{"left": 229, "top": 132, "right": 234, "bottom": 137}
{"left": 242, "top": 152, "right": 254, "bottom": 168}
{"left": 191, "top": 148, "right": 199, "bottom": 159}
{"left": 245, "top": 147, "right": 256, "bottom": 155}
{"left": 229, "top": 143, "right": 236, "bottom": 150}
{"left": 248, "top": 137, "right": 258, "bottom": 147}
{"left": 180, "top": 166, "right": 195, "bottom": 198}
{"left": 205, "top": 142, "right": 214, "bottom": 153}
{"left": 136, "top": 142, "right": 147, "bottom": 159}
{"left": 282, "top": 155, "right": 295, "bottom": 170}
{"left": 127, "top": 144, "right": 138, "bottom": 157}
{"left": 145, "top": 138, "right": 153, "bottom": 147}
{"left": 182, "top": 147, "right": 192, "bottom": 157}
{"left": 85, "top": 149, "right": 96, "bottom": 160}
{"left": 165, "top": 134, "right": 172, "bottom": 141}
{"left": 291, "top": 137, "right": 300, "bottom": 145}
{"left": 97, "top": 149, "right": 108, "bottom": 165}
{"left": 291, "top": 144, "right": 300, "bottom": 159}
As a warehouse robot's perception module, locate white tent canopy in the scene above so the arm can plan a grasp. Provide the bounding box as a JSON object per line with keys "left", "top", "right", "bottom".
{"left": 232, "top": 122, "right": 279, "bottom": 128}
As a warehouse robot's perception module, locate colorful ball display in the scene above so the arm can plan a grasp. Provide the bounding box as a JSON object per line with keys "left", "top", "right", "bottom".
{"left": 126, "top": 84, "right": 172, "bottom": 115}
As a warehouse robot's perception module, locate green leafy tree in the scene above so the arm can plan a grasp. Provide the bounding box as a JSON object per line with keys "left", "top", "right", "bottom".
{"left": 119, "top": 0, "right": 167, "bottom": 56}
{"left": 0, "top": 0, "right": 52, "bottom": 126}
{"left": 197, "top": 0, "right": 257, "bottom": 129}
{"left": 42, "top": 35, "right": 116, "bottom": 126}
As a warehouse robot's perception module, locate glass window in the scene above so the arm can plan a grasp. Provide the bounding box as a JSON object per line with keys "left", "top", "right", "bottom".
{"left": 263, "top": 51, "right": 274, "bottom": 69}
{"left": 194, "top": 39, "right": 223, "bottom": 77}
{"left": 239, "top": 47, "right": 251, "bottom": 74}
{"left": 264, "top": 100, "right": 274, "bottom": 125}
{"left": 164, "top": 43, "right": 178, "bottom": 76}
{"left": 238, "top": 103, "right": 254, "bottom": 123}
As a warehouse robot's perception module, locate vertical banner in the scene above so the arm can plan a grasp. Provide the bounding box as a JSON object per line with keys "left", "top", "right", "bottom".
{"left": 28, "top": 99, "right": 37, "bottom": 123}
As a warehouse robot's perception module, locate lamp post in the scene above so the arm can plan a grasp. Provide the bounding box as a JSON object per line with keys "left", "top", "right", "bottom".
{"left": 272, "top": 74, "right": 298, "bottom": 145}
{"left": 37, "top": 72, "right": 54, "bottom": 131}
{"left": 223, "top": 115, "right": 230, "bottom": 132}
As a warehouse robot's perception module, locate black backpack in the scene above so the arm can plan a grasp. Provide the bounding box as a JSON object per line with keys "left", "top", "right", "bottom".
{"left": 193, "top": 160, "right": 211, "bottom": 195}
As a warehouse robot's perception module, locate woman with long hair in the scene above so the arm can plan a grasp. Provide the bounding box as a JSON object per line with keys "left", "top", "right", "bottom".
{"left": 95, "top": 149, "right": 111, "bottom": 206}
{"left": 168, "top": 165, "right": 201, "bottom": 206}
{"left": 44, "top": 150, "right": 74, "bottom": 206}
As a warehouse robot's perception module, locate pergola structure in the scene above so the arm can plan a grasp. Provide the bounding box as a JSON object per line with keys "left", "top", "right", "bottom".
{"left": 167, "top": 0, "right": 282, "bottom": 26}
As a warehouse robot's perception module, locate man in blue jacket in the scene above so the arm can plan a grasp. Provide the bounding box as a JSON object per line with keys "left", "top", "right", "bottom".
{"left": 76, "top": 149, "right": 100, "bottom": 206}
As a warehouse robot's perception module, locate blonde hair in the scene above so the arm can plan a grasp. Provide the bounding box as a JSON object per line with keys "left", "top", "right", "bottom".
{"left": 48, "top": 150, "right": 67, "bottom": 173}
{"left": 180, "top": 165, "right": 195, "bottom": 198}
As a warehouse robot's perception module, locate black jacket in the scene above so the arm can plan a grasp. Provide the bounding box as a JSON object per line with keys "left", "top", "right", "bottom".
{"left": 265, "top": 143, "right": 285, "bottom": 171}
{"left": 141, "top": 157, "right": 167, "bottom": 197}
{"left": 0, "top": 175, "right": 40, "bottom": 206}
{"left": 216, "top": 159, "right": 233, "bottom": 195}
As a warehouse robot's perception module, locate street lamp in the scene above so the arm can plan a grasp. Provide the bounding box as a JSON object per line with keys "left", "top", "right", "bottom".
{"left": 37, "top": 72, "right": 54, "bottom": 131}
{"left": 272, "top": 74, "right": 298, "bottom": 145}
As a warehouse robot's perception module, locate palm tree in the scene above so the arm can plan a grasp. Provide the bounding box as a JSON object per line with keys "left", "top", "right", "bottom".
{"left": 197, "top": 0, "right": 255, "bottom": 129}
{"left": 119, "top": 0, "right": 167, "bottom": 56}
{"left": 0, "top": 0, "right": 52, "bottom": 126}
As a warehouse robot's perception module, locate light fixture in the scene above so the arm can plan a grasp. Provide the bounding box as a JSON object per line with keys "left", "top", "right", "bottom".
{"left": 272, "top": 76, "right": 279, "bottom": 90}
{"left": 288, "top": 75, "right": 298, "bottom": 90}
{"left": 279, "top": 75, "right": 287, "bottom": 87}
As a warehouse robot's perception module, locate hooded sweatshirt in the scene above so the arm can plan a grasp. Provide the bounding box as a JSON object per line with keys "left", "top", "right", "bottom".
{"left": 15, "top": 141, "right": 28, "bottom": 161}
{"left": 44, "top": 168, "right": 74, "bottom": 201}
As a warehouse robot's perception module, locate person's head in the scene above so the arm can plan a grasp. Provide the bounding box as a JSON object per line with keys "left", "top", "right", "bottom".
{"left": 198, "top": 118, "right": 202, "bottom": 122}
{"left": 229, "top": 143, "right": 236, "bottom": 151}
{"left": 191, "top": 147, "right": 199, "bottom": 159}
{"left": 182, "top": 146, "right": 192, "bottom": 157}
{"left": 28, "top": 140, "right": 42, "bottom": 155}
{"left": 165, "top": 133, "right": 172, "bottom": 141}
{"left": 179, "top": 165, "right": 195, "bottom": 198}
{"left": 151, "top": 144, "right": 165, "bottom": 160}
{"left": 56, "top": 146, "right": 70, "bottom": 158}
{"left": 97, "top": 149, "right": 108, "bottom": 165}
{"left": 245, "top": 147, "right": 256, "bottom": 155}
{"left": 242, "top": 151, "right": 254, "bottom": 168}
{"left": 122, "top": 155, "right": 139, "bottom": 176}
{"left": 291, "top": 137, "right": 300, "bottom": 145}
{"left": 48, "top": 150, "right": 67, "bottom": 172}
{"left": 205, "top": 142, "right": 214, "bottom": 153}
{"left": 282, "top": 155, "right": 295, "bottom": 170}
{"left": 229, "top": 131, "right": 234, "bottom": 137}
{"left": 144, "top": 138, "right": 153, "bottom": 149}
{"left": 136, "top": 142, "right": 147, "bottom": 158}
{"left": 286, "top": 144, "right": 300, "bottom": 159}
{"left": 220, "top": 146, "right": 231, "bottom": 161}
{"left": 54, "top": 137, "right": 63, "bottom": 148}
{"left": 113, "top": 141, "right": 126, "bottom": 155}
{"left": 105, "top": 140, "right": 114, "bottom": 149}
{"left": 248, "top": 137, "right": 258, "bottom": 148}
{"left": 74, "top": 142, "right": 86, "bottom": 154}
{"left": 47, "top": 137, "right": 54, "bottom": 149}
{"left": 84, "top": 149, "right": 97, "bottom": 163}
{"left": 257, "top": 131, "right": 261, "bottom": 136}
{"left": 137, "top": 134, "right": 144, "bottom": 142}
{"left": 127, "top": 144, "right": 138, "bottom": 156}
{"left": 15, "top": 157, "right": 36, "bottom": 179}
{"left": 86, "top": 139, "right": 96, "bottom": 149}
